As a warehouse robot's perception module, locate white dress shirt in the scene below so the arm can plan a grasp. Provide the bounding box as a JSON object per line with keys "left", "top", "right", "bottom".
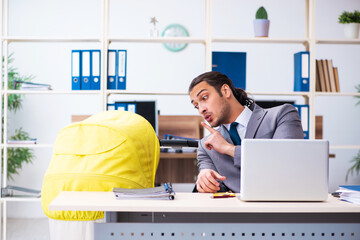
{"left": 224, "top": 106, "right": 252, "bottom": 140}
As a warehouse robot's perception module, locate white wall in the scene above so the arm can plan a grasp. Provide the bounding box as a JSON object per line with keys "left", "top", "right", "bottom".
{"left": 4, "top": 0, "right": 360, "bottom": 218}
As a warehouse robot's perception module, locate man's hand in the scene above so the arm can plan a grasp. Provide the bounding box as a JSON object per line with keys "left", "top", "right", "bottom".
{"left": 201, "top": 122, "right": 235, "bottom": 157}
{"left": 196, "top": 169, "right": 226, "bottom": 193}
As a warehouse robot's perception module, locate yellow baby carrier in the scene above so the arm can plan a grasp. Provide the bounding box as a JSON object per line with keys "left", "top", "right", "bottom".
{"left": 41, "top": 110, "right": 159, "bottom": 220}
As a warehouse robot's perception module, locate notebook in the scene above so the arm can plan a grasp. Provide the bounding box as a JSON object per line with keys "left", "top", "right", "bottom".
{"left": 240, "top": 139, "right": 329, "bottom": 201}
{"left": 113, "top": 183, "right": 175, "bottom": 200}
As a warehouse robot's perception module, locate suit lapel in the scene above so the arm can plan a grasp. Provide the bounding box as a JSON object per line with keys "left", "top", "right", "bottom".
{"left": 219, "top": 125, "right": 232, "bottom": 144}
{"left": 245, "top": 104, "right": 267, "bottom": 138}
{"left": 214, "top": 125, "right": 235, "bottom": 164}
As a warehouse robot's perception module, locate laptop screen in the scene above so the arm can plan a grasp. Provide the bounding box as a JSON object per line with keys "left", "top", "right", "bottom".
{"left": 240, "top": 139, "right": 329, "bottom": 201}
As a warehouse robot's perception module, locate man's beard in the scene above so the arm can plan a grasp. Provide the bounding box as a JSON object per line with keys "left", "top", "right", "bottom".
{"left": 209, "top": 98, "right": 231, "bottom": 127}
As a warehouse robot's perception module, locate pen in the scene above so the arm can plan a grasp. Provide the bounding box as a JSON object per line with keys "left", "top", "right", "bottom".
{"left": 212, "top": 192, "right": 236, "bottom": 199}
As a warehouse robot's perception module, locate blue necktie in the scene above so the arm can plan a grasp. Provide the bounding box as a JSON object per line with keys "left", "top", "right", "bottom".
{"left": 229, "top": 122, "right": 241, "bottom": 145}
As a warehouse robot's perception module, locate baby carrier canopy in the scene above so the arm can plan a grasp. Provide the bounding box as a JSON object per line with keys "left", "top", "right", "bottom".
{"left": 41, "top": 110, "right": 160, "bottom": 220}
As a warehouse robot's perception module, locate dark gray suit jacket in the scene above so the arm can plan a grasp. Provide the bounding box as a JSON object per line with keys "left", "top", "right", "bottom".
{"left": 197, "top": 103, "right": 304, "bottom": 193}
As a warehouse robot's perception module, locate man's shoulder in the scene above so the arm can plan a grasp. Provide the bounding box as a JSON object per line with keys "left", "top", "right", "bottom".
{"left": 266, "top": 103, "right": 296, "bottom": 114}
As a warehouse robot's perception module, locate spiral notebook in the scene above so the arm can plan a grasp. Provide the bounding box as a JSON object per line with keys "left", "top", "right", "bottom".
{"left": 113, "top": 183, "right": 175, "bottom": 200}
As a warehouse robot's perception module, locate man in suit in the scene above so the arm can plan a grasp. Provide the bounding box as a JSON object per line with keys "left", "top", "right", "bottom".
{"left": 189, "top": 71, "right": 304, "bottom": 193}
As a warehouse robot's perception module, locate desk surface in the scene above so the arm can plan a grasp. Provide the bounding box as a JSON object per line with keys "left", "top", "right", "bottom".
{"left": 49, "top": 192, "right": 360, "bottom": 213}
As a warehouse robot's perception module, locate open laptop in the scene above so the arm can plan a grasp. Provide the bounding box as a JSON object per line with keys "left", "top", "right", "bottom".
{"left": 240, "top": 139, "right": 329, "bottom": 201}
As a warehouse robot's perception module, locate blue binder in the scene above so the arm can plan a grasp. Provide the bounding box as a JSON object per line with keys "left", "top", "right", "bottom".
{"left": 114, "top": 103, "right": 127, "bottom": 111}
{"left": 294, "top": 51, "right": 310, "bottom": 92}
{"left": 113, "top": 103, "right": 137, "bottom": 113}
{"left": 117, "top": 50, "right": 127, "bottom": 90}
{"left": 81, "top": 50, "right": 91, "bottom": 90}
{"left": 293, "top": 104, "right": 309, "bottom": 139}
{"left": 90, "top": 50, "right": 101, "bottom": 90}
{"left": 126, "top": 103, "right": 136, "bottom": 113}
{"left": 107, "top": 103, "right": 115, "bottom": 111}
{"left": 71, "top": 50, "right": 81, "bottom": 90}
{"left": 212, "top": 51, "right": 246, "bottom": 90}
{"left": 107, "top": 50, "right": 117, "bottom": 89}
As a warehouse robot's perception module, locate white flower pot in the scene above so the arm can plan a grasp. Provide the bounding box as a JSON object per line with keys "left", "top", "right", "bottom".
{"left": 343, "top": 23, "right": 359, "bottom": 39}
{"left": 254, "top": 19, "right": 270, "bottom": 37}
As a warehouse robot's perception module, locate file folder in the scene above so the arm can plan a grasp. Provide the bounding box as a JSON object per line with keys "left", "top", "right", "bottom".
{"left": 212, "top": 51, "right": 246, "bottom": 90}
{"left": 81, "top": 50, "right": 91, "bottom": 90}
{"left": 117, "top": 50, "right": 127, "bottom": 90}
{"left": 114, "top": 102, "right": 126, "bottom": 111}
{"left": 107, "top": 50, "right": 117, "bottom": 89}
{"left": 107, "top": 103, "right": 115, "bottom": 111}
{"left": 294, "top": 51, "right": 310, "bottom": 92}
{"left": 127, "top": 103, "right": 136, "bottom": 113}
{"left": 293, "top": 104, "right": 309, "bottom": 139}
{"left": 90, "top": 50, "right": 101, "bottom": 90}
{"left": 71, "top": 50, "right": 81, "bottom": 90}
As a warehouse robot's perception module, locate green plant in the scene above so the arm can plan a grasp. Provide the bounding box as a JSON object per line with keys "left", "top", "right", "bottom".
{"left": 346, "top": 83, "right": 360, "bottom": 181}
{"left": 338, "top": 10, "right": 360, "bottom": 24}
{"left": 356, "top": 83, "right": 360, "bottom": 106}
{"left": 346, "top": 151, "right": 360, "bottom": 182}
{"left": 7, "top": 129, "right": 34, "bottom": 178}
{"left": 2, "top": 54, "right": 35, "bottom": 180}
{"left": 255, "top": 6, "right": 268, "bottom": 20}
{"left": 353, "top": 10, "right": 360, "bottom": 23}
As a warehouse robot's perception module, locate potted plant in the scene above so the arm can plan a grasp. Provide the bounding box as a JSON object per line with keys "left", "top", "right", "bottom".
{"left": 346, "top": 83, "right": 360, "bottom": 181}
{"left": 2, "top": 54, "right": 35, "bottom": 180}
{"left": 338, "top": 10, "right": 360, "bottom": 39}
{"left": 254, "top": 6, "right": 270, "bottom": 37}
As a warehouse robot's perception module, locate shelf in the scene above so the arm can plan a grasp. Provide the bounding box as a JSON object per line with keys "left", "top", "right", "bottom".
{"left": 3, "top": 90, "right": 101, "bottom": 95}
{"left": 315, "top": 92, "right": 360, "bottom": 97}
{"left": 2, "top": 36, "right": 100, "bottom": 43}
{"left": 316, "top": 39, "right": 360, "bottom": 45}
{"left": 330, "top": 145, "right": 360, "bottom": 150}
{"left": 107, "top": 90, "right": 311, "bottom": 97}
{"left": 2, "top": 144, "right": 53, "bottom": 148}
{"left": 106, "top": 90, "right": 190, "bottom": 95}
{"left": 160, "top": 152, "right": 197, "bottom": 159}
{"left": 109, "top": 36, "right": 205, "bottom": 44}
{"left": 212, "top": 37, "right": 309, "bottom": 44}
{"left": 0, "top": 197, "right": 41, "bottom": 202}
{"left": 247, "top": 91, "right": 310, "bottom": 97}
{"left": 2, "top": 37, "right": 358, "bottom": 45}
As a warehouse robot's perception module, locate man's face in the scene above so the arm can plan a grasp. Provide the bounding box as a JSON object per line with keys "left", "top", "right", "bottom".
{"left": 190, "top": 81, "right": 231, "bottom": 127}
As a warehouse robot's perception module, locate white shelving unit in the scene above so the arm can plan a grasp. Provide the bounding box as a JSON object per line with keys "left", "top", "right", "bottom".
{"left": 1, "top": 0, "right": 359, "bottom": 239}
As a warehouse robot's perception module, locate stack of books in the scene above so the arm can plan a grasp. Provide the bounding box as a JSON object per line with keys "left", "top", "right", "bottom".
{"left": 316, "top": 59, "right": 340, "bottom": 92}
{"left": 334, "top": 185, "right": 360, "bottom": 205}
{"left": 113, "top": 183, "right": 175, "bottom": 200}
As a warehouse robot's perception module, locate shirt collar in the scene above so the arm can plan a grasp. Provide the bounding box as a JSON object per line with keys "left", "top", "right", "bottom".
{"left": 224, "top": 106, "right": 253, "bottom": 131}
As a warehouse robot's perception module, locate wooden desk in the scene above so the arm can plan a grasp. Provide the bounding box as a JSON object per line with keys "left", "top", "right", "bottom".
{"left": 50, "top": 192, "right": 360, "bottom": 240}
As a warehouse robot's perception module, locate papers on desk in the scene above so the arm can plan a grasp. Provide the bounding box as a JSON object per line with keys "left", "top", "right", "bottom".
{"left": 335, "top": 185, "right": 360, "bottom": 205}
{"left": 113, "top": 183, "right": 175, "bottom": 200}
